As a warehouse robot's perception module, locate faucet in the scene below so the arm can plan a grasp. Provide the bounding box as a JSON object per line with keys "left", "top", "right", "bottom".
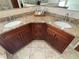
{"left": 6, "top": 16, "right": 15, "bottom": 22}
{"left": 64, "top": 13, "right": 69, "bottom": 22}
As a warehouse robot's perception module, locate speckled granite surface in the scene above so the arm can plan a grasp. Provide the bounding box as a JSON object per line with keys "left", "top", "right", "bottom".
{"left": 0, "top": 13, "right": 79, "bottom": 36}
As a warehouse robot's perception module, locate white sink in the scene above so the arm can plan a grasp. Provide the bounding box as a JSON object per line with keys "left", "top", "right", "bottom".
{"left": 4, "top": 21, "right": 21, "bottom": 28}
{"left": 54, "top": 21, "right": 72, "bottom": 29}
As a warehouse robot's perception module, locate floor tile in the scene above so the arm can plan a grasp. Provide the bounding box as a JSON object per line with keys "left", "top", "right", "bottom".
{"left": 13, "top": 40, "right": 79, "bottom": 59}
{"left": 29, "top": 48, "right": 46, "bottom": 59}
{"left": 29, "top": 40, "right": 46, "bottom": 48}
{"left": 13, "top": 47, "right": 32, "bottom": 59}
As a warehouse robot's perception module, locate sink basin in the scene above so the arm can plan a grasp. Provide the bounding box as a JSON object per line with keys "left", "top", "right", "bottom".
{"left": 4, "top": 21, "right": 21, "bottom": 28}
{"left": 54, "top": 21, "right": 72, "bottom": 29}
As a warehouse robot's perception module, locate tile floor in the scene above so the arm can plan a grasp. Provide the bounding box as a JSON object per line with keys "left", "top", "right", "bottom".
{"left": 12, "top": 40, "right": 79, "bottom": 59}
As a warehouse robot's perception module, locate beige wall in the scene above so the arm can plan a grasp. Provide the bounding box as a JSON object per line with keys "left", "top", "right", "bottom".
{"left": 67, "top": 0, "right": 79, "bottom": 11}
{"left": 0, "top": 0, "right": 13, "bottom": 10}
{"left": 48, "top": 0, "right": 59, "bottom": 3}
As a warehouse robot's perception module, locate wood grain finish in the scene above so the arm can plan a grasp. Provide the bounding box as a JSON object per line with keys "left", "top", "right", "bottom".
{"left": 11, "top": 0, "right": 19, "bottom": 8}
{"left": 75, "top": 45, "right": 79, "bottom": 52}
{"left": 0, "top": 24, "right": 32, "bottom": 54}
{"left": 31, "top": 23, "right": 47, "bottom": 40}
{"left": 0, "top": 23, "right": 74, "bottom": 54}
{"left": 46, "top": 24, "right": 74, "bottom": 53}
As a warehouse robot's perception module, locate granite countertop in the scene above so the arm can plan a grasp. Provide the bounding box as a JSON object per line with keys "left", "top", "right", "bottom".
{"left": 0, "top": 6, "right": 79, "bottom": 37}
{"left": 0, "top": 13, "right": 79, "bottom": 37}
{"left": 0, "top": 7, "right": 35, "bottom": 18}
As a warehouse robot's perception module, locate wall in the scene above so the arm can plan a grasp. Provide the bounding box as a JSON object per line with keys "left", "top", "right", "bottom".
{"left": 0, "top": 6, "right": 79, "bottom": 19}
{"left": 46, "top": 6, "right": 79, "bottom": 19}
{"left": 48, "top": 0, "right": 59, "bottom": 3}
{"left": 17, "top": 0, "right": 48, "bottom": 8}
{"left": 0, "top": 7, "right": 34, "bottom": 18}
{"left": 0, "top": 0, "right": 13, "bottom": 10}
{"left": 67, "top": 0, "right": 79, "bottom": 11}
{"left": 20, "top": 0, "right": 48, "bottom": 4}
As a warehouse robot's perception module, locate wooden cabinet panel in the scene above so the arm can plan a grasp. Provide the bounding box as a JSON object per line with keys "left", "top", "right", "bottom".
{"left": 75, "top": 45, "right": 79, "bottom": 52}
{"left": 0, "top": 24, "right": 32, "bottom": 54}
{"left": 47, "top": 24, "right": 74, "bottom": 38}
{"left": 46, "top": 24, "right": 74, "bottom": 53}
{"left": 0, "top": 23, "right": 74, "bottom": 54}
{"left": 31, "top": 23, "right": 47, "bottom": 40}
{"left": 46, "top": 28, "right": 56, "bottom": 42}
{"left": 52, "top": 35, "right": 68, "bottom": 53}
{"left": 20, "top": 24, "right": 32, "bottom": 45}
{"left": 11, "top": 0, "right": 19, "bottom": 8}
{"left": 0, "top": 32, "right": 23, "bottom": 54}
{"left": 47, "top": 27, "right": 67, "bottom": 53}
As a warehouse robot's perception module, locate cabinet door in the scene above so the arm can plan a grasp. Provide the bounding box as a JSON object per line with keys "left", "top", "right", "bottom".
{"left": 0, "top": 24, "right": 32, "bottom": 54}
{"left": 47, "top": 28, "right": 70, "bottom": 53}
{"left": 20, "top": 24, "right": 32, "bottom": 45}
{"left": 11, "top": 0, "right": 19, "bottom": 8}
{"left": 46, "top": 28, "right": 56, "bottom": 43}
{"left": 47, "top": 24, "right": 74, "bottom": 53}
{"left": 52, "top": 34, "right": 69, "bottom": 53}
{"left": 31, "top": 23, "right": 47, "bottom": 40}
{"left": 0, "top": 32, "right": 23, "bottom": 54}
{"left": 75, "top": 45, "right": 79, "bottom": 52}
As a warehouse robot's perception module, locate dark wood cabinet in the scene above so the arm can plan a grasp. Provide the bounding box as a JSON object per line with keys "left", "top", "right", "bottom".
{"left": 46, "top": 24, "right": 74, "bottom": 53}
{"left": 46, "top": 28, "right": 56, "bottom": 43}
{"left": 0, "top": 24, "right": 32, "bottom": 54}
{"left": 0, "top": 31, "right": 23, "bottom": 53}
{"left": 0, "top": 23, "right": 74, "bottom": 54}
{"left": 52, "top": 34, "right": 69, "bottom": 53}
{"left": 31, "top": 23, "right": 47, "bottom": 40}
{"left": 75, "top": 45, "right": 79, "bottom": 52}
{"left": 11, "top": 0, "right": 19, "bottom": 8}
{"left": 19, "top": 24, "right": 32, "bottom": 45}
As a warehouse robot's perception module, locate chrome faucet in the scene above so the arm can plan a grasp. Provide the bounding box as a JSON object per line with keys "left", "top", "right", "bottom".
{"left": 6, "top": 16, "right": 11, "bottom": 22}
{"left": 6, "top": 16, "right": 15, "bottom": 22}
{"left": 64, "top": 13, "right": 69, "bottom": 22}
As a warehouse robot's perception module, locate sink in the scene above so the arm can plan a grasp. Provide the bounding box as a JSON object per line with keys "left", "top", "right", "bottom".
{"left": 4, "top": 21, "right": 21, "bottom": 28}
{"left": 54, "top": 21, "right": 72, "bottom": 29}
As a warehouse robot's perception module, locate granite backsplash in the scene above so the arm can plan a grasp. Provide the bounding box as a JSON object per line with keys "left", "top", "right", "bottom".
{"left": 0, "top": 12, "right": 79, "bottom": 26}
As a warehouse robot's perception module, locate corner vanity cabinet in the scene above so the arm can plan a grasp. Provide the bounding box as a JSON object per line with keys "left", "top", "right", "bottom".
{"left": 0, "top": 23, "right": 74, "bottom": 54}
{"left": 31, "top": 23, "right": 47, "bottom": 40}
{"left": 0, "top": 24, "right": 32, "bottom": 54}
{"left": 47, "top": 24, "right": 74, "bottom": 53}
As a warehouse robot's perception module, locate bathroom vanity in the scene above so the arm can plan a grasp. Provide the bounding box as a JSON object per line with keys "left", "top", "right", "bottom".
{"left": 0, "top": 23, "right": 74, "bottom": 54}
{"left": 0, "top": 6, "right": 79, "bottom": 54}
